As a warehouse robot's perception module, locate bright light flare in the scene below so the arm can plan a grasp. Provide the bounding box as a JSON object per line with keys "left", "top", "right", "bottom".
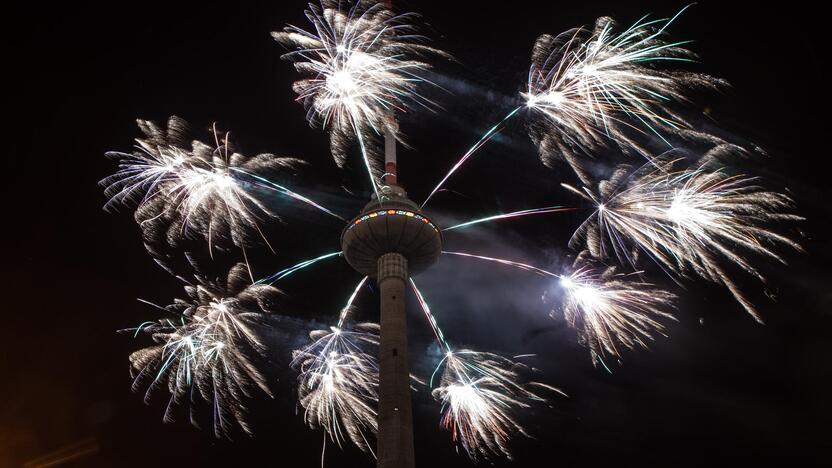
{"left": 557, "top": 259, "right": 676, "bottom": 366}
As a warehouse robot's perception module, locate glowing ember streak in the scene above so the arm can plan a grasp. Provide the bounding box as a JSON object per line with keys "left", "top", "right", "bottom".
{"left": 409, "top": 278, "right": 451, "bottom": 352}
{"left": 258, "top": 251, "right": 342, "bottom": 285}
{"left": 422, "top": 106, "right": 521, "bottom": 208}
{"left": 337, "top": 276, "right": 369, "bottom": 328}
{"left": 442, "top": 250, "right": 559, "bottom": 278}
{"left": 230, "top": 167, "right": 345, "bottom": 221}
{"left": 443, "top": 205, "right": 576, "bottom": 231}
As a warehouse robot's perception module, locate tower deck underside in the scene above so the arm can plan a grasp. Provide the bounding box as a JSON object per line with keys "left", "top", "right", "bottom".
{"left": 341, "top": 194, "right": 442, "bottom": 277}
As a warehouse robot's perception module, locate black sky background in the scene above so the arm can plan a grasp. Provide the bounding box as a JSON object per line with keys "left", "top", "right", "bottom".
{"left": 4, "top": 1, "right": 831, "bottom": 467}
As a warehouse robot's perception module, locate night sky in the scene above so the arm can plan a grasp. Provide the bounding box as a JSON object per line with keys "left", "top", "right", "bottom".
{"left": 5, "top": 1, "right": 831, "bottom": 467}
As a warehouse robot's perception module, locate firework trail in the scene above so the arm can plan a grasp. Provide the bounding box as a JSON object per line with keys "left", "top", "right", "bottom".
{"left": 102, "top": 117, "right": 339, "bottom": 253}
{"left": 566, "top": 152, "right": 803, "bottom": 322}
{"left": 442, "top": 250, "right": 560, "bottom": 278}
{"left": 337, "top": 276, "right": 369, "bottom": 328}
{"left": 410, "top": 279, "right": 562, "bottom": 461}
{"left": 257, "top": 251, "right": 343, "bottom": 285}
{"left": 126, "top": 263, "right": 282, "bottom": 437}
{"left": 232, "top": 167, "right": 345, "bottom": 221}
{"left": 422, "top": 106, "right": 522, "bottom": 208}
{"left": 292, "top": 277, "right": 378, "bottom": 453}
{"left": 442, "top": 205, "right": 576, "bottom": 231}
{"left": 443, "top": 251, "right": 675, "bottom": 364}
{"left": 273, "top": 0, "right": 447, "bottom": 195}
{"left": 409, "top": 278, "right": 451, "bottom": 352}
{"left": 525, "top": 7, "right": 727, "bottom": 181}
{"left": 554, "top": 253, "right": 676, "bottom": 366}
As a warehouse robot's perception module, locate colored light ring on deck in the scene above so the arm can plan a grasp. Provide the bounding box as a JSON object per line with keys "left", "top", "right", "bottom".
{"left": 347, "top": 209, "right": 440, "bottom": 233}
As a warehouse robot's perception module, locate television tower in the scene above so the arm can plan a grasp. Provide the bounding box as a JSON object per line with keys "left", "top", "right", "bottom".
{"left": 341, "top": 122, "right": 442, "bottom": 468}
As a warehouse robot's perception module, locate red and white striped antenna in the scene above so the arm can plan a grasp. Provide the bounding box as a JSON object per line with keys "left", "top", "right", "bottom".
{"left": 382, "top": 0, "right": 398, "bottom": 187}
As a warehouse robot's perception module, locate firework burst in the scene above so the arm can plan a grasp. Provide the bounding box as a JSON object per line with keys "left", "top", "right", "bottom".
{"left": 102, "top": 116, "right": 340, "bottom": 254}
{"left": 292, "top": 323, "right": 380, "bottom": 454}
{"left": 431, "top": 350, "right": 564, "bottom": 461}
{"left": 273, "top": 0, "right": 446, "bottom": 189}
{"left": 525, "top": 7, "right": 726, "bottom": 181}
{"left": 567, "top": 151, "right": 803, "bottom": 321}
{"left": 291, "top": 277, "right": 379, "bottom": 453}
{"left": 127, "top": 263, "right": 283, "bottom": 437}
{"left": 443, "top": 250, "right": 675, "bottom": 365}
{"left": 554, "top": 253, "right": 676, "bottom": 366}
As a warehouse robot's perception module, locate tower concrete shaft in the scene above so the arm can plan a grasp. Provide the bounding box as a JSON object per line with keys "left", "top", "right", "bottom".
{"left": 376, "top": 253, "right": 415, "bottom": 468}
{"left": 341, "top": 185, "right": 440, "bottom": 467}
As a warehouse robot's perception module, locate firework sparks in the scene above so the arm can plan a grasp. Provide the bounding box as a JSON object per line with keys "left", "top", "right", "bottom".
{"left": 567, "top": 153, "right": 803, "bottom": 321}
{"left": 293, "top": 324, "right": 380, "bottom": 454}
{"left": 555, "top": 254, "right": 676, "bottom": 366}
{"left": 127, "top": 263, "right": 281, "bottom": 437}
{"left": 292, "top": 276, "right": 377, "bottom": 453}
{"left": 525, "top": 7, "right": 726, "bottom": 180}
{"left": 432, "top": 350, "right": 564, "bottom": 461}
{"left": 102, "top": 117, "right": 339, "bottom": 252}
{"left": 292, "top": 277, "right": 379, "bottom": 452}
{"left": 273, "top": 0, "right": 446, "bottom": 193}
